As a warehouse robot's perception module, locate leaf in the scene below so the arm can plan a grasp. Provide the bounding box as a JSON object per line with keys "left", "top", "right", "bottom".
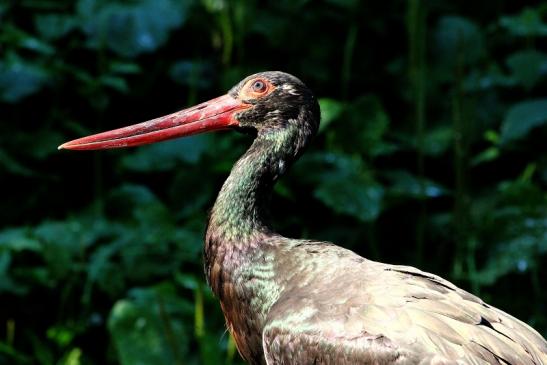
{"left": 500, "top": 7, "right": 547, "bottom": 37}
{"left": 501, "top": 99, "right": 547, "bottom": 143}
{"left": 169, "top": 169, "right": 215, "bottom": 219}
{"left": 99, "top": 75, "right": 129, "bottom": 93}
{"left": 326, "top": 95, "right": 391, "bottom": 156}
{"left": 108, "top": 283, "right": 191, "bottom": 365}
{"left": 35, "top": 222, "right": 84, "bottom": 279}
{"left": 467, "top": 174, "right": 547, "bottom": 286}
{"left": 0, "top": 57, "right": 49, "bottom": 102}
{"left": 0, "top": 252, "right": 21, "bottom": 294}
{"left": 35, "top": 220, "right": 95, "bottom": 251}
{"left": 169, "top": 60, "right": 213, "bottom": 89}
{"left": 87, "top": 242, "right": 127, "bottom": 297}
{"left": 109, "top": 61, "right": 141, "bottom": 74}
{"left": 201, "top": 0, "right": 227, "bottom": 13}
{"left": 435, "top": 16, "right": 484, "bottom": 68}
{"left": 385, "top": 170, "right": 449, "bottom": 199}
{"left": 10, "top": 130, "right": 65, "bottom": 160}
{"left": 107, "top": 184, "right": 159, "bottom": 216}
{"left": 0, "top": 228, "right": 41, "bottom": 252}
{"left": 47, "top": 326, "right": 75, "bottom": 347}
{"left": 122, "top": 134, "right": 213, "bottom": 172}
{"left": 299, "top": 153, "right": 384, "bottom": 222}
{"left": 464, "top": 63, "right": 517, "bottom": 91}
{"left": 477, "top": 214, "right": 547, "bottom": 285}
{"left": 174, "top": 272, "right": 200, "bottom": 290}
{"left": 318, "top": 98, "right": 345, "bottom": 133}
{"left": 477, "top": 236, "right": 537, "bottom": 285}
{"left": 77, "top": 0, "right": 190, "bottom": 58}
{"left": 18, "top": 37, "right": 55, "bottom": 55}
{"left": 91, "top": 185, "right": 202, "bottom": 292}
{"left": 59, "top": 348, "right": 82, "bottom": 365}
{"left": 0, "top": 342, "right": 32, "bottom": 364}
{"left": 399, "top": 126, "right": 453, "bottom": 157}
{"left": 34, "top": 14, "right": 77, "bottom": 40}
{"left": 506, "top": 50, "right": 547, "bottom": 90}
{"left": 27, "top": 333, "right": 55, "bottom": 365}
{"left": 471, "top": 130, "right": 500, "bottom": 166}
{"left": 2, "top": 25, "right": 55, "bottom": 55}
{"left": 349, "top": 96, "right": 390, "bottom": 154}
{"left": 471, "top": 146, "right": 499, "bottom": 166}
{"left": 315, "top": 179, "right": 384, "bottom": 222}
{"left": 250, "top": 13, "right": 292, "bottom": 48}
{"left": 0, "top": 149, "right": 34, "bottom": 176}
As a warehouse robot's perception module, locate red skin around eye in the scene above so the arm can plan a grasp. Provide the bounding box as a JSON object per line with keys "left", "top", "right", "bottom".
{"left": 242, "top": 78, "right": 275, "bottom": 99}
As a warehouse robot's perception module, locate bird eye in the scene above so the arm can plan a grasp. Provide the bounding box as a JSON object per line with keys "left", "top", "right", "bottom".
{"left": 251, "top": 80, "right": 267, "bottom": 93}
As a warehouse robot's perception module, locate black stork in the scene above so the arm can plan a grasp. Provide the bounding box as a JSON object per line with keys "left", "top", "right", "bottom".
{"left": 60, "top": 71, "right": 547, "bottom": 364}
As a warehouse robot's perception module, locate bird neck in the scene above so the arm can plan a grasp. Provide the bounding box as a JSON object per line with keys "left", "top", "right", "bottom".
{"left": 203, "top": 114, "right": 317, "bottom": 361}
{"left": 207, "top": 122, "right": 309, "bottom": 244}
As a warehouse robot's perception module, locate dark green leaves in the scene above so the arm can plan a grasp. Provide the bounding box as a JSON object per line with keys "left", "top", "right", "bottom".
{"left": 501, "top": 99, "right": 547, "bottom": 143}
{"left": 299, "top": 153, "right": 384, "bottom": 222}
{"left": 384, "top": 170, "right": 448, "bottom": 199}
{"left": 77, "top": 0, "right": 190, "bottom": 57}
{"left": 0, "top": 56, "right": 49, "bottom": 102}
{"left": 0, "top": 228, "right": 41, "bottom": 252}
{"left": 322, "top": 95, "right": 392, "bottom": 157}
{"left": 170, "top": 60, "right": 213, "bottom": 90}
{"left": 0, "top": 252, "right": 21, "bottom": 294}
{"left": 122, "top": 134, "right": 214, "bottom": 172}
{"left": 475, "top": 178, "right": 547, "bottom": 285}
{"left": 2, "top": 1, "right": 547, "bottom": 362}
{"left": 108, "top": 283, "right": 192, "bottom": 365}
{"left": 318, "top": 98, "right": 344, "bottom": 133}
{"left": 316, "top": 178, "right": 384, "bottom": 222}
{"left": 506, "top": 50, "right": 547, "bottom": 90}
{"left": 435, "top": 16, "right": 484, "bottom": 68}
{"left": 34, "top": 14, "right": 77, "bottom": 40}
{"left": 500, "top": 7, "right": 547, "bottom": 37}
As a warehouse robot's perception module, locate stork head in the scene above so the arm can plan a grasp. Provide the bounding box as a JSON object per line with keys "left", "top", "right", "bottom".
{"left": 58, "top": 71, "right": 319, "bottom": 151}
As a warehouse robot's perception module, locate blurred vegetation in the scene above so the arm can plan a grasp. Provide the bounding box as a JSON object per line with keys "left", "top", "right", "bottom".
{"left": 1, "top": 0, "right": 547, "bottom": 364}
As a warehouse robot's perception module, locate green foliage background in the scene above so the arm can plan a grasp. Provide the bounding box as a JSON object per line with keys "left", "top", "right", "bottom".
{"left": 1, "top": 0, "right": 547, "bottom": 364}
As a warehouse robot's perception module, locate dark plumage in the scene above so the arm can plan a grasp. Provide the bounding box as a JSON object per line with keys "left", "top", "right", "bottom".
{"left": 61, "top": 71, "right": 547, "bottom": 364}
{"left": 203, "top": 72, "right": 547, "bottom": 364}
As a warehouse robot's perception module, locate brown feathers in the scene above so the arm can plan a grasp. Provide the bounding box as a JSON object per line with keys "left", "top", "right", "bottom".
{"left": 260, "top": 242, "right": 547, "bottom": 364}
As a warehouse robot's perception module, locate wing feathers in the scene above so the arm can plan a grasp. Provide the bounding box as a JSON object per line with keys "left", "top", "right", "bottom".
{"left": 261, "top": 246, "right": 547, "bottom": 364}
{"left": 382, "top": 265, "right": 547, "bottom": 364}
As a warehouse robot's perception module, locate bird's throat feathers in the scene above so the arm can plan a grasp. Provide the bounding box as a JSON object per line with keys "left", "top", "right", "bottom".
{"left": 207, "top": 118, "right": 314, "bottom": 244}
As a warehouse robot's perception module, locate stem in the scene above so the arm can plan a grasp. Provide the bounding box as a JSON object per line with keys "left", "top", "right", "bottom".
{"left": 451, "top": 33, "right": 476, "bottom": 292}
{"left": 407, "top": 0, "right": 427, "bottom": 265}
{"left": 219, "top": 4, "right": 233, "bottom": 66}
{"left": 194, "top": 284, "right": 204, "bottom": 339}
{"left": 225, "top": 335, "right": 236, "bottom": 365}
{"left": 158, "top": 295, "right": 183, "bottom": 365}
{"left": 466, "top": 237, "right": 480, "bottom": 294}
{"left": 6, "top": 319, "right": 14, "bottom": 346}
{"left": 341, "top": 23, "right": 358, "bottom": 99}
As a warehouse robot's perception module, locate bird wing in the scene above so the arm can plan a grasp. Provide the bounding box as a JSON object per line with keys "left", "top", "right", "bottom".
{"left": 262, "top": 325, "right": 421, "bottom": 365}
{"left": 262, "top": 243, "right": 547, "bottom": 364}
{"left": 364, "top": 264, "right": 547, "bottom": 364}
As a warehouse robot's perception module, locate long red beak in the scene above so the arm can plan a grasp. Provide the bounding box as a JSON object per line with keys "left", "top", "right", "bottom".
{"left": 58, "top": 94, "right": 250, "bottom": 150}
